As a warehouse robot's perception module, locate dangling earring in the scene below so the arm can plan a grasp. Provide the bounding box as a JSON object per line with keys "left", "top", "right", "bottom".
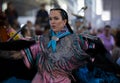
{"left": 64, "top": 25, "right": 67, "bottom": 29}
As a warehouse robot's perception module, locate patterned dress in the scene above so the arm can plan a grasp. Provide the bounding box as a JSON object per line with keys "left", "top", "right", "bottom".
{"left": 22, "top": 33, "right": 90, "bottom": 83}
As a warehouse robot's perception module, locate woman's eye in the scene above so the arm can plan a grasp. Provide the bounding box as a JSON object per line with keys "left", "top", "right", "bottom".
{"left": 54, "top": 17, "right": 59, "bottom": 20}
{"left": 49, "top": 17, "right": 59, "bottom": 21}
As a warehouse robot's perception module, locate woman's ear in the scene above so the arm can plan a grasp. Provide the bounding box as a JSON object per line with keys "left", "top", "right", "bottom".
{"left": 63, "top": 19, "right": 67, "bottom": 26}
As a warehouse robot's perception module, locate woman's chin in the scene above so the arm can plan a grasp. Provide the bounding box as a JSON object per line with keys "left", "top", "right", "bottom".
{"left": 52, "top": 29, "right": 58, "bottom": 32}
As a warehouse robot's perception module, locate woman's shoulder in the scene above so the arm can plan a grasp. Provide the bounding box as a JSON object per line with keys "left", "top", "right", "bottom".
{"left": 66, "top": 33, "right": 79, "bottom": 41}
{"left": 67, "top": 33, "right": 98, "bottom": 42}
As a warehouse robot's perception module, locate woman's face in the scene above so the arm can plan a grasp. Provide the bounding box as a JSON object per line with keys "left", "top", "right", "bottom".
{"left": 49, "top": 10, "right": 67, "bottom": 32}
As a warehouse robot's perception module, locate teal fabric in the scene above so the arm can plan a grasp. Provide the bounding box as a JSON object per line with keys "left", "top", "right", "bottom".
{"left": 48, "top": 29, "right": 71, "bottom": 52}
{"left": 24, "top": 48, "right": 34, "bottom": 65}
{"left": 2, "top": 77, "right": 30, "bottom": 83}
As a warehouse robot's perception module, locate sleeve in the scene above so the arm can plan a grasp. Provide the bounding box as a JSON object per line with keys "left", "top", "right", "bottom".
{"left": 0, "top": 40, "right": 35, "bottom": 51}
{"left": 70, "top": 35, "right": 91, "bottom": 68}
{"left": 0, "top": 36, "right": 41, "bottom": 68}
{"left": 111, "top": 36, "right": 115, "bottom": 46}
{"left": 21, "top": 41, "right": 41, "bottom": 69}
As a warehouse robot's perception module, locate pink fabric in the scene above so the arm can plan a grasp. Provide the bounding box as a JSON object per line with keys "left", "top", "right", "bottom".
{"left": 22, "top": 42, "right": 71, "bottom": 83}
{"left": 21, "top": 41, "right": 41, "bottom": 68}
{"left": 32, "top": 71, "right": 71, "bottom": 83}
{"left": 21, "top": 34, "right": 89, "bottom": 83}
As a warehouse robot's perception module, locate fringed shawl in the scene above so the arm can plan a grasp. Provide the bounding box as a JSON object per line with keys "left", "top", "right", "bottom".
{"left": 23, "top": 33, "right": 90, "bottom": 73}
{"left": 38, "top": 33, "right": 89, "bottom": 72}
{"left": 22, "top": 33, "right": 91, "bottom": 83}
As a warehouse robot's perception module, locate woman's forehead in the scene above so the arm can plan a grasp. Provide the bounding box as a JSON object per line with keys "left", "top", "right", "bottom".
{"left": 50, "top": 10, "right": 61, "bottom": 16}
{"left": 50, "top": 10, "right": 61, "bottom": 13}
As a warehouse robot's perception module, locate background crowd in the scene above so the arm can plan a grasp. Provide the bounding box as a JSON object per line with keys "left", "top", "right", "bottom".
{"left": 0, "top": 1, "right": 120, "bottom": 83}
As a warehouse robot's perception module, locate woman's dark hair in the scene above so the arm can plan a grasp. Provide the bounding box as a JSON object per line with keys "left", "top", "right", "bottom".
{"left": 50, "top": 8, "right": 73, "bottom": 33}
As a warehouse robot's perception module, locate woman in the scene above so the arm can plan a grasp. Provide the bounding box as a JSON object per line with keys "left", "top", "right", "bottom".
{"left": 0, "top": 8, "right": 91, "bottom": 83}
{"left": 28, "top": 8, "right": 91, "bottom": 83}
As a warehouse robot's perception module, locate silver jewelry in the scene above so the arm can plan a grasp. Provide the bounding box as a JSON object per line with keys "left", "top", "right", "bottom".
{"left": 52, "top": 36, "right": 59, "bottom": 41}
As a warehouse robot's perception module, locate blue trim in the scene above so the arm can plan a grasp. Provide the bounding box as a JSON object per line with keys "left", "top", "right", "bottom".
{"left": 24, "top": 48, "right": 34, "bottom": 65}
{"left": 35, "top": 53, "right": 40, "bottom": 66}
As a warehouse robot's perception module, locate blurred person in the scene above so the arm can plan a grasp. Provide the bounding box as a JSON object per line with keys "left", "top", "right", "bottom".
{"left": 97, "top": 25, "right": 115, "bottom": 54}
{"left": 25, "top": 20, "right": 35, "bottom": 38}
{"left": 12, "top": 18, "right": 20, "bottom": 30}
{"left": 112, "top": 29, "right": 120, "bottom": 66}
{"left": 5, "top": 1, "right": 18, "bottom": 27}
{"left": 35, "top": 3, "right": 49, "bottom": 32}
{"left": 74, "top": 18, "right": 84, "bottom": 33}
{"left": 0, "top": 10, "right": 10, "bottom": 42}
{"left": 34, "top": 24, "right": 43, "bottom": 35}
{"left": 43, "top": 24, "right": 50, "bottom": 34}
{"left": 0, "top": 10, "right": 35, "bottom": 83}
{"left": 97, "top": 28, "right": 103, "bottom": 36}
{"left": 89, "top": 28, "right": 97, "bottom": 36}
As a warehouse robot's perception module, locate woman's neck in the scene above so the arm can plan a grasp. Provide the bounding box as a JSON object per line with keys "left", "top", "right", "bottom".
{"left": 52, "top": 26, "right": 68, "bottom": 34}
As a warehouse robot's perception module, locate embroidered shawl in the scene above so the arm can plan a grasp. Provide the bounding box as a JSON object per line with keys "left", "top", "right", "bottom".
{"left": 22, "top": 33, "right": 90, "bottom": 83}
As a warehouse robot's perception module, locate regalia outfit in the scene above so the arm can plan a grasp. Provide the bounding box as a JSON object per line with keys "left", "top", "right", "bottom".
{"left": 22, "top": 28, "right": 90, "bottom": 83}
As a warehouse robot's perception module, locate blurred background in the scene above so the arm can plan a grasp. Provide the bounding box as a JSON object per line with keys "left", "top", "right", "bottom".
{"left": 0, "top": 0, "right": 120, "bottom": 82}
{"left": 0, "top": 0, "right": 120, "bottom": 31}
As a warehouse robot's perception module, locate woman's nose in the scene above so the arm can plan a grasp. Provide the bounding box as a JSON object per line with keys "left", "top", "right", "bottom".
{"left": 50, "top": 20, "right": 55, "bottom": 24}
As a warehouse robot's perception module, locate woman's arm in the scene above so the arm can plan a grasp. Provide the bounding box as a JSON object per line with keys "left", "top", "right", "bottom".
{"left": 0, "top": 40, "right": 36, "bottom": 51}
